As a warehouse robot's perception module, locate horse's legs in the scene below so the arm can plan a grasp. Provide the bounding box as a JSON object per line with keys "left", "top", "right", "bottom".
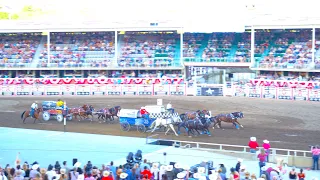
{"left": 168, "top": 124, "right": 178, "bottom": 136}
{"left": 23, "top": 116, "right": 27, "bottom": 124}
{"left": 33, "top": 117, "right": 37, "bottom": 124}
{"left": 235, "top": 120, "right": 244, "bottom": 128}
{"left": 164, "top": 125, "right": 170, "bottom": 135}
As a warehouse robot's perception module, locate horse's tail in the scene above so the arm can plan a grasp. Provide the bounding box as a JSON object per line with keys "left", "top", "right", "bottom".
{"left": 21, "top": 111, "right": 26, "bottom": 119}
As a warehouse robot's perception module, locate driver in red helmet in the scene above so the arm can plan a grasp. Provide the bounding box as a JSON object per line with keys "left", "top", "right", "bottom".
{"left": 140, "top": 107, "right": 149, "bottom": 119}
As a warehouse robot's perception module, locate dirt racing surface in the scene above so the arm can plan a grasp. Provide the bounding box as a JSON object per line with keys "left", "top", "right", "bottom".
{"left": 0, "top": 96, "right": 319, "bottom": 151}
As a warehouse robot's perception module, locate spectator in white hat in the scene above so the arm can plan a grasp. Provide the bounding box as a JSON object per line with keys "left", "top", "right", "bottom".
{"left": 262, "top": 139, "right": 271, "bottom": 162}
{"left": 248, "top": 137, "right": 259, "bottom": 153}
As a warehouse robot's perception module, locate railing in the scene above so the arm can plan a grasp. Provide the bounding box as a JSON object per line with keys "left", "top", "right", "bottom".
{"left": 252, "top": 62, "right": 319, "bottom": 70}
{"left": 184, "top": 57, "right": 251, "bottom": 63}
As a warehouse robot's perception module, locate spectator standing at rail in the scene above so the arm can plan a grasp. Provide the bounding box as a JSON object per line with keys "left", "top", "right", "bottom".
{"left": 248, "top": 137, "right": 259, "bottom": 153}
{"left": 257, "top": 149, "right": 268, "bottom": 176}
{"left": 262, "top": 140, "right": 271, "bottom": 162}
{"left": 288, "top": 168, "right": 297, "bottom": 180}
{"left": 311, "top": 145, "right": 320, "bottom": 170}
{"left": 297, "top": 169, "right": 305, "bottom": 180}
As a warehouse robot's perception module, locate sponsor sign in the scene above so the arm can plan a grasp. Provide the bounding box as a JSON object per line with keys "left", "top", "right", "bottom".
{"left": 138, "top": 85, "right": 153, "bottom": 95}
{"left": 16, "top": 85, "right": 31, "bottom": 96}
{"left": 76, "top": 85, "right": 91, "bottom": 95}
{"left": 107, "top": 84, "right": 121, "bottom": 95}
{"left": 61, "top": 85, "right": 75, "bottom": 95}
{"left": 293, "top": 88, "right": 308, "bottom": 101}
{"left": 1, "top": 85, "right": 15, "bottom": 95}
{"left": 248, "top": 87, "right": 261, "bottom": 98}
{"left": 234, "top": 85, "right": 246, "bottom": 97}
{"left": 262, "top": 86, "right": 276, "bottom": 99}
{"left": 278, "top": 87, "right": 292, "bottom": 100}
{"left": 154, "top": 84, "right": 169, "bottom": 95}
{"left": 91, "top": 84, "right": 106, "bottom": 95}
{"left": 309, "top": 89, "right": 320, "bottom": 101}
{"left": 122, "top": 84, "right": 137, "bottom": 95}
{"left": 46, "top": 85, "right": 61, "bottom": 95}
{"left": 201, "top": 87, "right": 223, "bottom": 96}
{"left": 32, "top": 84, "right": 45, "bottom": 95}
{"left": 170, "top": 84, "right": 185, "bottom": 95}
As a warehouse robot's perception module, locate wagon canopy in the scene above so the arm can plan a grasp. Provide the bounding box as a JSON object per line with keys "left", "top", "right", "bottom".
{"left": 42, "top": 101, "right": 57, "bottom": 110}
{"left": 119, "top": 109, "right": 140, "bottom": 118}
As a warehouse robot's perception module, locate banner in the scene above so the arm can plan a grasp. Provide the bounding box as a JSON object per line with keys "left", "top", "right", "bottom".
{"left": 16, "top": 85, "right": 31, "bottom": 96}
{"left": 32, "top": 84, "right": 45, "bottom": 95}
{"left": 91, "top": 84, "right": 106, "bottom": 95}
{"left": 234, "top": 85, "right": 246, "bottom": 97}
{"left": 137, "top": 85, "right": 153, "bottom": 95}
{"left": 76, "top": 85, "right": 91, "bottom": 95}
{"left": 262, "top": 86, "right": 277, "bottom": 99}
{"left": 46, "top": 85, "right": 61, "bottom": 95}
{"left": 1, "top": 85, "right": 15, "bottom": 95}
{"left": 122, "top": 84, "right": 137, "bottom": 95}
{"left": 170, "top": 84, "right": 185, "bottom": 95}
{"left": 293, "top": 88, "right": 308, "bottom": 101}
{"left": 248, "top": 87, "right": 261, "bottom": 98}
{"left": 107, "top": 84, "right": 121, "bottom": 95}
{"left": 201, "top": 87, "right": 223, "bottom": 96}
{"left": 309, "top": 89, "right": 320, "bottom": 101}
{"left": 154, "top": 84, "right": 169, "bottom": 95}
{"left": 278, "top": 87, "right": 292, "bottom": 100}
{"left": 61, "top": 85, "right": 75, "bottom": 95}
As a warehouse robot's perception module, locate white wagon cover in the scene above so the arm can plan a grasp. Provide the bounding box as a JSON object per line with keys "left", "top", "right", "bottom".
{"left": 119, "top": 109, "right": 140, "bottom": 118}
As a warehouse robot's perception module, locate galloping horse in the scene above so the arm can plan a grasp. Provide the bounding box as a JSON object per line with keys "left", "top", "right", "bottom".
{"left": 81, "top": 104, "right": 95, "bottom": 120}
{"left": 149, "top": 115, "right": 182, "bottom": 136}
{"left": 21, "top": 107, "right": 43, "bottom": 124}
{"left": 95, "top": 108, "right": 113, "bottom": 123}
{"left": 109, "top": 106, "right": 121, "bottom": 121}
{"left": 213, "top": 112, "right": 244, "bottom": 129}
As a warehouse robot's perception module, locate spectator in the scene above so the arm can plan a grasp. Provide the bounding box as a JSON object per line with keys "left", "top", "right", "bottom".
{"left": 140, "top": 159, "right": 150, "bottom": 170}
{"left": 116, "top": 165, "right": 123, "bottom": 178}
{"left": 262, "top": 140, "right": 271, "bottom": 162}
{"left": 311, "top": 145, "right": 320, "bottom": 170}
{"left": 218, "top": 168, "right": 226, "bottom": 180}
{"left": 288, "top": 168, "right": 297, "bottom": 180}
{"left": 150, "top": 163, "right": 159, "bottom": 180}
{"left": 250, "top": 173, "right": 257, "bottom": 180}
{"left": 119, "top": 173, "right": 128, "bottom": 180}
{"left": 84, "top": 172, "right": 94, "bottom": 180}
{"left": 30, "top": 164, "right": 40, "bottom": 179}
{"left": 244, "top": 171, "right": 250, "bottom": 180}
{"left": 165, "top": 165, "right": 174, "bottom": 180}
{"left": 248, "top": 137, "right": 259, "bottom": 153}
{"left": 108, "top": 162, "right": 116, "bottom": 177}
{"left": 62, "top": 161, "right": 69, "bottom": 176}
{"left": 239, "top": 166, "right": 246, "bottom": 180}
{"left": 141, "top": 166, "right": 152, "bottom": 179}
{"left": 14, "top": 170, "right": 24, "bottom": 180}
{"left": 297, "top": 169, "right": 305, "bottom": 180}
{"left": 260, "top": 166, "right": 269, "bottom": 180}
{"left": 22, "top": 163, "right": 30, "bottom": 178}
{"left": 70, "top": 167, "right": 79, "bottom": 180}
{"left": 257, "top": 149, "right": 268, "bottom": 176}
{"left": 219, "top": 164, "right": 227, "bottom": 175}
{"left": 60, "top": 169, "right": 68, "bottom": 180}
{"left": 77, "top": 168, "right": 84, "bottom": 180}
{"left": 230, "top": 167, "right": 239, "bottom": 180}
{"left": 101, "top": 171, "right": 112, "bottom": 180}
{"left": 235, "top": 159, "right": 243, "bottom": 172}
{"left": 40, "top": 168, "right": 47, "bottom": 179}
{"left": 46, "top": 164, "right": 56, "bottom": 180}
{"left": 55, "top": 161, "right": 61, "bottom": 172}
{"left": 269, "top": 167, "right": 281, "bottom": 180}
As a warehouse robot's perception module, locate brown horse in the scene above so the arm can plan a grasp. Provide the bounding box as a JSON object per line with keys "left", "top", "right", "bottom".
{"left": 21, "top": 108, "right": 43, "bottom": 124}
{"left": 212, "top": 112, "right": 244, "bottom": 129}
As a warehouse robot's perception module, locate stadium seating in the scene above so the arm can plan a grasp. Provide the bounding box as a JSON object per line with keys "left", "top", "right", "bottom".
{"left": 183, "top": 33, "right": 204, "bottom": 58}
{"left": 0, "top": 33, "right": 41, "bottom": 68}
{"left": 202, "top": 33, "right": 234, "bottom": 62}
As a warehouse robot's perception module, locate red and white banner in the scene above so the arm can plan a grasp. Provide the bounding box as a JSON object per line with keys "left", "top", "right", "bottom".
{"left": 91, "top": 84, "right": 107, "bottom": 95}
{"left": 61, "top": 85, "right": 76, "bottom": 95}
{"left": 170, "top": 84, "right": 186, "bottom": 95}
{"left": 262, "top": 86, "right": 277, "bottom": 99}
{"left": 154, "top": 84, "right": 169, "bottom": 95}
{"left": 137, "top": 85, "right": 153, "bottom": 95}
{"left": 122, "top": 84, "right": 138, "bottom": 95}
{"left": 293, "top": 88, "right": 308, "bottom": 101}
{"left": 107, "top": 84, "right": 122, "bottom": 95}
{"left": 233, "top": 85, "right": 246, "bottom": 97}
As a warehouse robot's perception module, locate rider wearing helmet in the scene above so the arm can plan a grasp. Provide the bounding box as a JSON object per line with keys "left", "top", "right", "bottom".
{"left": 166, "top": 102, "right": 174, "bottom": 114}
{"left": 140, "top": 107, "right": 149, "bottom": 119}
{"left": 30, "top": 101, "right": 38, "bottom": 117}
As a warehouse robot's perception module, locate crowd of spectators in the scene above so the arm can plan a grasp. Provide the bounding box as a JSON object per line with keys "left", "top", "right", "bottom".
{"left": 118, "top": 33, "right": 178, "bottom": 68}
{"left": 38, "top": 32, "right": 115, "bottom": 68}
{"left": 183, "top": 34, "right": 204, "bottom": 58}
{"left": 202, "top": 33, "right": 233, "bottom": 62}
{"left": 0, "top": 34, "right": 41, "bottom": 68}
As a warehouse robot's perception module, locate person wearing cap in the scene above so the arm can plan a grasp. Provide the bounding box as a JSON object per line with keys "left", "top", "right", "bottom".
{"left": 262, "top": 140, "right": 271, "bottom": 162}
{"left": 166, "top": 102, "right": 174, "bottom": 114}
{"left": 140, "top": 107, "right": 149, "bottom": 119}
{"left": 30, "top": 101, "right": 39, "bottom": 118}
{"left": 235, "top": 159, "right": 243, "bottom": 172}
{"left": 311, "top": 145, "right": 320, "bottom": 170}
{"left": 248, "top": 137, "right": 259, "bottom": 153}
{"left": 140, "top": 166, "right": 152, "bottom": 179}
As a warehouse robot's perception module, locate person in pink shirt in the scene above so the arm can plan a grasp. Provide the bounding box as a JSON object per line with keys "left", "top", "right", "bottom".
{"left": 311, "top": 145, "right": 320, "bottom": 170}
{"left": 262, "top": 139, "right": 271, "bottom": 162}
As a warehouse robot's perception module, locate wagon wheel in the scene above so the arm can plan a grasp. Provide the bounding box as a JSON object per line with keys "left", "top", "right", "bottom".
{"left": 56, "top": 114, "right": 63, "bottom": 122}
{"left": 120, "top": 122, "right": 130, "bottom": 132}
{"left": 67, "top": 115, "right": 73, "bottom": 121}
{"left": 137, "top": 124, "right": 146, "bottom": 133}
{"left": 42, "top": 112, "right": 50, "bottom": 121}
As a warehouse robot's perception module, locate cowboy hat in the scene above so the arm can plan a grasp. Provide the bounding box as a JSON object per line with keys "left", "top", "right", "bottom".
{"left": 199, "top": 176, "right": 207, "bottom": 180}
{"left": 257, "top": 178, "right": 265, "bottom": 180}
{"left": 208, "top": 173, "right": 218, "bottom": 180}
{"left": 250, "top": 137, "right": 256, "bottom": 141}
{"left": 60, "top": 169, "right": 66, "bottom": 175}
{"left": 193, "top": 173, "right": 201, "bottom": 178}
{"left": 237, "top": 158, "right": 243, "bottom": 162}
{"left": 261, "top": 166, "right": 267, "bottom": 171}
{"left": 177, "top": 172, "right": 186, "bottom": 179}
{"left": 263, "top": 139, "right": 269, "bottom": 144}
{"left": 166, "top": 165, "right": 173, "bottom": 171}
{"left": 174, "top": 163, "right": 182, "bottom": 169}
{"left": 198, "top": 167, "right": 206, "bottom": 174}
{"left": 92, "top": 169, "right": 98, "bottom": 175}
{"left": 152, "top": 163, "right": 159, "bottom": 169}
{"left": 240, "top": 165, "right": 246, "bottom": 170}
{"left": 74, "top": 162, "right": 81, "bottom": 168}
{"left": 40, "top": 168, "right": 47, "bottom": 174}
{"left": 32, "top": 164, "right": 39, "bottom": 170}
{"left": 120, "top": 172, "right": 128, "bottom": 179}
{"left": 160, "top": 165, "right": 166, "bottom": 171}
{"left": 103, "top": 171, "right": 110, "bottom": 177}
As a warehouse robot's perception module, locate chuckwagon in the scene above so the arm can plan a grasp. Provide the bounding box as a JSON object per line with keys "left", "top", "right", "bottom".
{"left": 42, "top": 101, "right": 72, "bottom": 122}
{"left": 119, "top": 109, "right": 156, "bottom": 133}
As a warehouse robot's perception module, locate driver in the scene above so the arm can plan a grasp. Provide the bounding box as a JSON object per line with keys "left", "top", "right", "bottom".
{"left": 166, "top": 102, "right": 174, "bottom": 114}
{"left": 140, "top": 107, "right": 149, "bottom": 119}
{"left": 30, "top": 101, "right": 38, "bottom": 117}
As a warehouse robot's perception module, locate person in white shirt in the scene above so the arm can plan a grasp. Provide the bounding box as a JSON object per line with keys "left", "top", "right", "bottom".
{"left": 30, "top": 101, "right": 39, "bottom": 117}
{"left": 46, "top": 165, "right": 56, "bottom": 180}
{"left": 166, "top": 102, "right": 174, "bottom": 114}
{"left": 0, "top": 167, "right": 8, "bottom": 180}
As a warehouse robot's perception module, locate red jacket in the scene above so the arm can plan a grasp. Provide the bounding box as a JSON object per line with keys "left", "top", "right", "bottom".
{"left": 141, "top": 109, "right": 148, "bottom": 115}
{"left": 248, "top": 141, "right": 259, "bottom": 149}
{"left": 141, "top": 170, "right": 152, "bottom": 179}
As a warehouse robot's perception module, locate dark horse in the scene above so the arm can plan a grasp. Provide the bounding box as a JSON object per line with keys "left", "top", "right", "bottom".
{"left": 81, "top": 104, "right": 95, "bottom": 120}
{"left": 213, "top": 112, "right": 244, "bottom": 129}
{"left": 177, "top": 113, "right": 215, "bottom": 136}
{"left": 109, "top": 106, "right": 121, "bottom": 121}
{"left": 95, "top": 108, "right": 113, "bottom": 123}
{"left": 21, "top": 108, "right": 43, "bottom": 124}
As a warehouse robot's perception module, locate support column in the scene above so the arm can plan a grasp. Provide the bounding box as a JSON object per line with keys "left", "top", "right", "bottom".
{"left": 180, "top": 28, "right": 183, "bottom": 66}
{"left": 115, "top": 31, "right": 118, "bottom": 67}
{"left": 250, "top": 27, "right": 255, "bottom": 67}
{"left": 312, "top": 27, "right": 316, "bottom": 64}
{"left": 47, "top": 31, "right": 50, "bottom": 66}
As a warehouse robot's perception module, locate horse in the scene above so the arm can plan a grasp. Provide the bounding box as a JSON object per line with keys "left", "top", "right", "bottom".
{"left": 109, "top": 106, "right": 121, "bottom": 121}
{"left": 68, "top": 107, "right": 85, "bottom": 121}
{"left": 213, "top": 112, "right": 244, "bottom": 129}
{"left": 21, "top": 107, "right": 43, "bottom": 124}
{"left": 81, "top": 104, "right": 95, "bottom": 120}
{"left": 149, "top": 115, "right": 182, "bottom": 136}
{"left": 95, "top": 108, "right": 113, "bottom": 123}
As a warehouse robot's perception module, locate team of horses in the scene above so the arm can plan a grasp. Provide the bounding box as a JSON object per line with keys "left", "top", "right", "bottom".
{"left": 21, "top": 104, "right": 122, "bottom": 124}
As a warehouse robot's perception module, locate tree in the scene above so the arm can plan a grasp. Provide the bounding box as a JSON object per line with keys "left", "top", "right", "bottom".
{"left": 0, "top": 11, "right": 9, "bottom": 19}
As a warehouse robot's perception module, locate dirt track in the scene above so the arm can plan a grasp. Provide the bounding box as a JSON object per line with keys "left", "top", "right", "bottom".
{"left": 0, "top": 96, "right": 319, "bottom": 151}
